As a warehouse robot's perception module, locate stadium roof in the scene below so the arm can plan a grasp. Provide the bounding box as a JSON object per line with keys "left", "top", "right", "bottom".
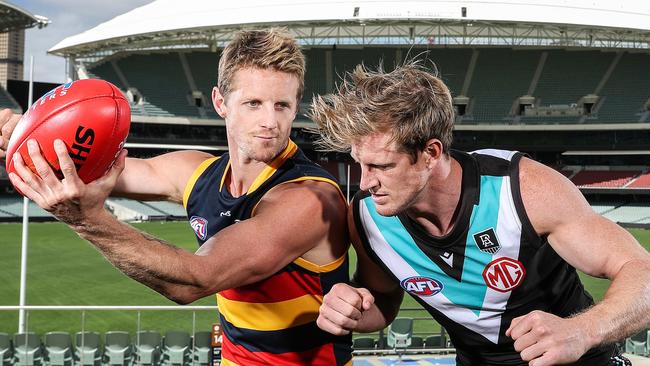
{"left": 50, "top": 0, "right": 650, "bottom": 57}
{"left": 0, "top": 1, "right": 49, "bottom": 33}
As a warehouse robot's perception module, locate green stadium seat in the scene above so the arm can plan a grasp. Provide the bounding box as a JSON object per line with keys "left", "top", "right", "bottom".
{"left": 74, "top": 332, "right": 101, "bottom": 366}
{"left": 13, "top": 333, "right": 43, "bottom": 366}
{"left": 625, "top": 329, "right": 649, "bottom": 356}
{"left": 424, "top": 334, "right": 447, "bottom": 349}
{"left": 352, "top": 337, "right": 376, "bottom": 350}
{"left": 103, "top": 331, "right": 132, "bottom": 366}
{"left": 134, "top": 331, "right": 162, "bottom": 366}
{"left": 190, "top": 332, "right": 210, "bottom": 366}
{"left": 0, "top": 333, "right": 13, "bottom": 366}
{"left": 44, "top": 332, "right": 73, "bottom": 366}
{"left": 387, "top": 317, "right": 413, "bottom": 363}
{"left": 162, "top": 331, "right": 191, "bottom": 366}
{"left": 408, "top": 336, "right": 424, "bottom": 349}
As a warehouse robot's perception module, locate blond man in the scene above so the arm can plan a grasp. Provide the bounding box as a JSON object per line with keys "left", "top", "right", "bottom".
{"left": 1, "top": 29, "right": 352, "bottom": 366}
{"left": 310, "top": 63, "right": 650, "bottom": 366}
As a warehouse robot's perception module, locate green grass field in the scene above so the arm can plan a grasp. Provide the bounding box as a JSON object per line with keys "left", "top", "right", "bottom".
{"left": 0, "top": 221, "right": 648, "bottom": 337}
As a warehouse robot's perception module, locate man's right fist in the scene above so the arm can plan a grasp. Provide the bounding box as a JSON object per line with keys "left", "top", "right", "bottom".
{"left": 0, "top": 108, "right": 21, "bottom": 159}
{"left": 317, "top": 283, "right": 375, "bottom": 335}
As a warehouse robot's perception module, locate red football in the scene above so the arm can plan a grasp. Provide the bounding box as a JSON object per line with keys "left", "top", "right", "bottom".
{"left": 5, "top": 79, "right": 130, "bottom": 188}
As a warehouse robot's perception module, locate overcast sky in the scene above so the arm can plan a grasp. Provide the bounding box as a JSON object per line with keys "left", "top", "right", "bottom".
{"left": 11, "top": 0, "right": 154, "bottom": 83}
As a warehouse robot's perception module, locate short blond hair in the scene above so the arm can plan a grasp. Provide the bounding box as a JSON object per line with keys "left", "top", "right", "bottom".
{"left": 218, "top": 28, "right": 305, "bottom": 102}
{"left": 310, "top": 62, "right": 455, "bottom": 158}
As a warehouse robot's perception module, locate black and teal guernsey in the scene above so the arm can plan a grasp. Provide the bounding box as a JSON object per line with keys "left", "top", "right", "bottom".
{"left": 352, "top": 149, "right": 621, "bottom": 366}
{"left": 183, "top": 140, "right": 352, "bottom": 366}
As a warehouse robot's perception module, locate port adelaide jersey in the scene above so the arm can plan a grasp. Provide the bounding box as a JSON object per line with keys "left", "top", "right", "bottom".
{"left": 352, "top": 149, "right": 616, "bottom": 365}
{"left": 183, "top": 140, "right": 352, "bottom": 366}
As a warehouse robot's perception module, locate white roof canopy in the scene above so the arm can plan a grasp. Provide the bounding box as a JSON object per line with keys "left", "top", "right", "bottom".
{"left": 49, "top": 0, "right": 650, "bottom": 56}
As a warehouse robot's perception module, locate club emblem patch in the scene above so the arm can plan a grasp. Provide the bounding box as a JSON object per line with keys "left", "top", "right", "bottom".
{"left": 473, "top": 228, "right": 501, "bottom": 254}
{"left": 190, "top": 216, "right": 208, "bottom": 240}
{"left": 482, "top": 257, "right": 526, "bottom": 292}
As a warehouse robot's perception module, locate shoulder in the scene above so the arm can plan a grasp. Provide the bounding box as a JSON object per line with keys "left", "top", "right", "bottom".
{"left": 517, "top": 157, "right": 592, "bottom": 236}
{"left": 260, "top": 179, "right": 346, "bottom": 215}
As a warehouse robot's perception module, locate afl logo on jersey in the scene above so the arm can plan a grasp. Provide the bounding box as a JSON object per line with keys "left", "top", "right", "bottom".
{"left": 190, "top": 216, "right": 208, "bottom": 240}
{"left": 482, "top": 257, "right": 526, "bottom": 293}
{"left": 400, "top": 276, "right": 443, "bottom": 297}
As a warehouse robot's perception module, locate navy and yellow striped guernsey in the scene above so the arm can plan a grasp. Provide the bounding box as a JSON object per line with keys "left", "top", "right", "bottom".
{"left": 183, "top": 140, "right": 352, "bottom": 366}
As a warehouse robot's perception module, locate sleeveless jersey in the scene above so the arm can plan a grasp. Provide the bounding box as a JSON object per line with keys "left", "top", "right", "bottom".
{"left": 184, "top": 140, "right": 352, "bottom": 366}
{"left": 352, "top": 149, "right": 619, "bottom": 365}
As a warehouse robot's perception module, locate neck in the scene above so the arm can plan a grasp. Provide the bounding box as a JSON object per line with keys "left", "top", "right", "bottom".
{"left": 225, "top": 147, "right": 268, "bottom": 198}
{"left": 406, "top": 156, "right": 463, "bottom": 237}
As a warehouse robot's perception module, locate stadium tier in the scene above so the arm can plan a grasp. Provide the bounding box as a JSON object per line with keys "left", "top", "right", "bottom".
{"left": 85, "top": 48, "right": 650, "bottom": 124}
{"left": 571, "top": 170, "right": 641, "bottom": 188}
{"left": 629, "top": 172, "right": 650, "bottom": 188}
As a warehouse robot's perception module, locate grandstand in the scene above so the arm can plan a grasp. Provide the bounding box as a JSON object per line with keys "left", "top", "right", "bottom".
{"left": 0, "top": 0, "right": 649, "bottom": 364}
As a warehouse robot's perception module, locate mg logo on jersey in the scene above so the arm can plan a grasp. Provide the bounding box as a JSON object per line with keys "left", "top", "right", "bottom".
{"left": 473, "top": 228, "right": 501, "bottom": 254}
{"left": 190, "top": 216, "right": 208, "bottom": 240}
{"left": 400, "top": 276, "right": 443, "bottom": 297}
{"left": 482, "top": 257, "right": 526, "bottom": 293}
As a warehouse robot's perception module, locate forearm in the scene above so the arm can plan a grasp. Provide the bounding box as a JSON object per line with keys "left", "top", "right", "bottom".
{"left": 574, "top": 259, "right": 650, "bottom": 347}
{"left": 356, "top": 290, "right": 403, "bottom": 333}
{"left": 73, "top": 209, "right": 205, "bottom": 303}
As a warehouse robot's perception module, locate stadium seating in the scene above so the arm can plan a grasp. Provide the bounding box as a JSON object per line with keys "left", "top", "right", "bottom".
{"left": 13, "top": 333, "right": 43, "bottom": 366}
{"left": 143, "top": 202, "right": 186, "bottom": 218}
{"left": 73, "top": 332, "right": 101, "bottom": 366}
{"left": 0, "top": 333, "right": 13, "bottom": 366}
{"left": 387, "top": 317, "right": 414, "bottom": 362}
{"left": 597, "top": 53, "right": 650, "bottom": 123}
{"left": 571, "top": 170, "right": 639, "bottom": 187}
{"left": 43, "top": 332, "right": 73, "bottom": 366}
{"left": 625, "top": 329, "right": 649, "bottom": 356}
{"left": 0, "top": 197, "right": 52, "bottom": 218}
{"left": 466, "top": 48, "right": 539, "bottom": 122}
{"left": 352, "top": 337, "right": 376, "bottom": 350}
{"left": 103, "top": 332, "right": 132, "bottom": 366}
{"left": 189, "top": 332, "right": 210, "bottom": 366}
{"left": 603, "top": 203, "right": 650, "bottom": 224}
{"left": 133, "top": 331, "right": 162, "bottom": 366}
{"left": 85, "top": 48, "right": 650, "bottom": 124}
{"left": 408, "top": 336, "right": 424, "bottom": 349}
{"left": 424, "top": 334, "right": 447, "bottom": 349}
{"left": 628, "top": 171, "right": 650, "bottom": 188}
{"left": 161, "top": 332, "right": 190, "bottom": 366}
{"left": 0, "top": 85, "right": 21, "bottom": 113}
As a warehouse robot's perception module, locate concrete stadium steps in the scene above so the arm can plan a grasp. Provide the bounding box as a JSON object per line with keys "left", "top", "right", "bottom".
{"left": 144, "top": 201, "right": 186, "bottom": 218}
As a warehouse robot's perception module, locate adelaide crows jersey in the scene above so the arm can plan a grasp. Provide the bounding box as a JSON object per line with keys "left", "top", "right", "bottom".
{"left": 183, "top": 140, "right": 352, "bottom": 366}
{"left": 352, "top": 149, "right": 619, "bottom": 365}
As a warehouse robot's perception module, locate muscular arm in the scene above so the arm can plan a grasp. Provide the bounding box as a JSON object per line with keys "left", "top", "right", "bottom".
{"left": 519, "top": 157, "right": 650, "bottom": 347}
{"left": 113, "top": 151, "right": 214, "bottom": 202}
{"left": 76, "top": 180, "right": 348, "bottom": 304}
{"left": 318, "top": 205, "right": 403, "bottom": 334}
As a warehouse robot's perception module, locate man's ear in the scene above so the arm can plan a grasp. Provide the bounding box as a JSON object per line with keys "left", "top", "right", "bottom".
{"left": 423, "top": 138, "right": 444, "bottom": 167}
{"left": 212, "top": 87, "right": 227, "bottom": 118}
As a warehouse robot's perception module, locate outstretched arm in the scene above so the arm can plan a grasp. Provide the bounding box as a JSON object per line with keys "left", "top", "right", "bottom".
{"left": 1, "top": 108, "right": 212, "bottom": 202}
{"left": 506, "top": 157, "right": 650, "bottom": 366}
{"left": 9, "top": 139, "right": 348, "bottom": 304}
{"left": 317, "top": 204, "right": 403, "bottom": 335}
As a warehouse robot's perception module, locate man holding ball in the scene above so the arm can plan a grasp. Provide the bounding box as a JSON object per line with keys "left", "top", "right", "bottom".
{"left": 0, "top": 29, "right": 352, "bottom": 366}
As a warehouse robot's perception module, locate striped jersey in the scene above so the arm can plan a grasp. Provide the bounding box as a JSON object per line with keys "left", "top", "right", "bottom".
{"left": 352, "top": 149, "right": 618, "bottom": 365}
{"left": 183, "top": 140, "right": 352, "bottom": 366}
